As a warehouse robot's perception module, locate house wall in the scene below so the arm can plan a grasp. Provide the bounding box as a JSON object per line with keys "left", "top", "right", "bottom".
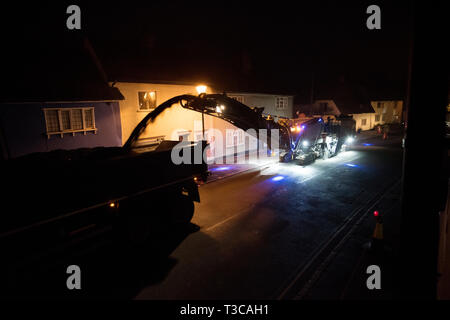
{"left": 371, "top": 100, "right": 403, "bottom": 125}
{"left": 0, "top": 101, "right": 122, "bottom": 159}
{"left": 351, "top": 113, "right": 376, "bottom": 131}
{"left": 228, "top": 93, "right": 294, "bottom": 119}
{"left": 114, "top": 82, "right": 261, "bottom": 161}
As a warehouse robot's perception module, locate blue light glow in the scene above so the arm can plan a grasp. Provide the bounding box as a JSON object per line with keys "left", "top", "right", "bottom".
{"left": 271, "top": 175, "right": 285, "bottom": 181}
{"left": 363, "top": 143, "right": 373, "bottom": 146}
{"left": 345, "top": 163, "right": 358, "bottom": 167}
{"left": 318, "top": 118, "right": 322, "bottom": 122}
{"left": 211, "top": 166, "right": 232, "bottom": 172}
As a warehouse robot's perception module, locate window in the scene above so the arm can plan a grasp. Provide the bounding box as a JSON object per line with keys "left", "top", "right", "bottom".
{"left": 230, "top": 95, "right": 245, "bottom": 104}
{"left": 226, "top": 131, "right": 234, "bottom": 147}
{"left": 194, "top": 131, "right": 204, "bottom": 142}
{"left": 177, "top": 130, "right": 191, "bottom": 141}
{"left": 382, "top": 114, "right": 386, "bottom": 121}
{"left": 226, "top": 129, "right": 244, "bottom": 147}
{"left": 375, "top": 115, "right": 381, "bottom": 122}
{"left": 43, "top": 107, "right": 96, "bottom": 138}
{"left": 276, "top": 97, "right": 288, "bottom": 110}
{"left": 377, "top": 102, "right": 384, "bottom": 108}
{"left": 138, "top": 91, "right": 157, "bottom": 111}
{"left": 238, "top": 130, "right": 244, "bottom": 145}
{"left": 361, "top": 119, "right": 367, "bottom": 126}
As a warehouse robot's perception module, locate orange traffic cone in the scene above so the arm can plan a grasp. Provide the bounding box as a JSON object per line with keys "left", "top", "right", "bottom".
{"left": 370, "top": 211, "right": 384, "bottom": 252}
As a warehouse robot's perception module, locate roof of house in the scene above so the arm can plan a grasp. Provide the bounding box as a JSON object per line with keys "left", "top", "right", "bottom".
{"left": 100, "top": 49, "right": 297, "bottom": 96}
{"left": 227, "top": 92, "right": 294, "bottom": 98}
{"left": 0, "top": 33, "right": 124, "bottom": 104}
{"left": 315, "top": 79, "right": 375, "bottom": 114}
{"left": 367, "top": 88, "right": 406, "bottom": 101}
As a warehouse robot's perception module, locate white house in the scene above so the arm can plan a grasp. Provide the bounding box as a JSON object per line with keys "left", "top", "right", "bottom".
{"left": 111, "top": 81, "right": 291, "bottom": 161}
{"left": 370, "top": 100, "right": 404, "bottom": 125}
{"left": 300, "top": 99, "right": 375, "bottom": 131}
{"left": 298, "top": 80, "right": 376, "bottom": 131}
{"left": 227, "top": 92, "right": 294, "bottom": 120}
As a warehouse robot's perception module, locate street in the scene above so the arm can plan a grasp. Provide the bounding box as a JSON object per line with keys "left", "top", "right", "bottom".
{"left": 3, "top": 131, "right": 404, "bottom": 299}
{"left": 133, "top": 132, "right": 404, "bottom": 299}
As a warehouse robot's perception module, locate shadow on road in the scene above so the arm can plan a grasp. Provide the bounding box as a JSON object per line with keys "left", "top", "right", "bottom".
{"left": 2, "top": 219, "right": 201, "bottom": 300}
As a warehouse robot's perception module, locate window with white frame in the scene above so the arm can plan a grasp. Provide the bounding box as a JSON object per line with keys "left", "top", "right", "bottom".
{"left": 43, "top": 107, "right": 96, "bottom": 138}
{"left": 238, "top": 130, "right": 244, "bottom": 145}
{"left": 377, "top": 102, "right": 384, "bottom": 108}
{"left": 276, "top": 97, "right": 288, "bottom": 110}
{"left": 226, "top": 130, "right": 244, "bottom": 147}
{"left": 375, "top": 114, "right": 381, "bottom": 122}
{"left": 194, "top": 130, "right": 206, "bottom": 142}
{"left": 230, "top": 95, "right": 245, "bottom": 104}
{"left": 361, "top": 119, "right": 367, "bottom": 126}
{"left": 138, "top": 91, "right": 157, "bottom": 111}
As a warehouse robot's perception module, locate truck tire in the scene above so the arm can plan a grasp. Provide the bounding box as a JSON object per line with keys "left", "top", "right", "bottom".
{"left": 169, "top": 194, "right": 194, "bottom": 225}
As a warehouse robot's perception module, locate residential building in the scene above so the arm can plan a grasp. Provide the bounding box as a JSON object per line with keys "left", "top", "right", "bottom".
{"left": 111, "top": 80, "right": 294, "bottom": 161}
{"left": 370, "top": 100, "right": 404, "bottom": 126}
{"left": 298, "top": 80, "right": 375, "bottom": 131}
{"left": 0, "top": 35, "right": 124, "bottom": 159}
{"left": 227, "top": 92, "right": 294, "bottom": 120}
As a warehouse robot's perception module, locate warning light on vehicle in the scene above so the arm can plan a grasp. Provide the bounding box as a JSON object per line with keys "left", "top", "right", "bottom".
{"left": 374, "top": 210, "right": 379, "bottom": 217}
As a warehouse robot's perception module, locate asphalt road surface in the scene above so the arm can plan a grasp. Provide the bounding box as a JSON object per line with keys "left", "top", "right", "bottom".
{"left": 4, "top": 133, "right": 403, "bottom": 299}
{"left": 134, "top": 135, "right": 403, "bottom": 300}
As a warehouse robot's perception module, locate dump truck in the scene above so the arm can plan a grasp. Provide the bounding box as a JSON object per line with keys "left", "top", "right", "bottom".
{"left": 0, "top": 97, "right": 212, "bottom": 277}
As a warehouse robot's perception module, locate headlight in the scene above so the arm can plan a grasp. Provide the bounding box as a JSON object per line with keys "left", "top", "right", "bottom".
{"left": 346, "top": 137, "right": 354, "bottom": 144}
{"left": 302, "top": 140, "right": 309, "bottom": 147}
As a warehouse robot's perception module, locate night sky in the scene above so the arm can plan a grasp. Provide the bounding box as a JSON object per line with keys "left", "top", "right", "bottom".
{"left": 2, "top": 1, "right": 412, "bottom": 98}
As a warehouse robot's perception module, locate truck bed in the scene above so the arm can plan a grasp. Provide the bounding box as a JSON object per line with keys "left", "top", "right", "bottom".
{"left": 0, "top": 141, "right": 206, "bottom": 234}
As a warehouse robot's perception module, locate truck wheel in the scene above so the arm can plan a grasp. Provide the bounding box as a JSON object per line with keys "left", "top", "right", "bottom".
{"left": 169, "top": 195, "right": 194, "bottom": 225}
